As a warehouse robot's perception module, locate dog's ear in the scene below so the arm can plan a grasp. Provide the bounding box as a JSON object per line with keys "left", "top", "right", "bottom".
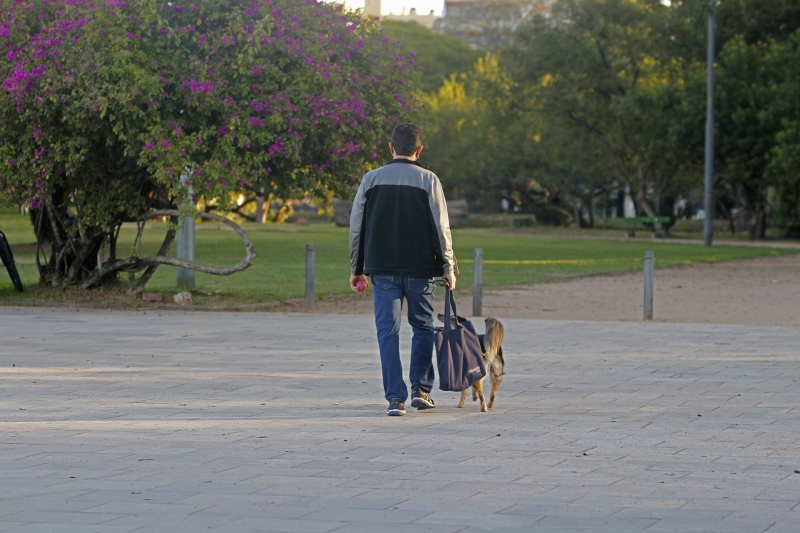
{"left": 437, "top": 313, "right": 469, "bottom": 325}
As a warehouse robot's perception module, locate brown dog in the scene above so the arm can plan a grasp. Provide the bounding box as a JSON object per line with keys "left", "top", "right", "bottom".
{"left": 439, "top": 314, "right": 506, "bottom": 412}
{"left": 458, "top": 317, "right": 505, "bottom": 411}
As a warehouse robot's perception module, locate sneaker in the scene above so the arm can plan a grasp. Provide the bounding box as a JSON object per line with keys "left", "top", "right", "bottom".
{"left": 410, "top": 388, "right": 435, "bottom": 410}
{"left": 387, "top": 399, "right": 406, "bottom": 416}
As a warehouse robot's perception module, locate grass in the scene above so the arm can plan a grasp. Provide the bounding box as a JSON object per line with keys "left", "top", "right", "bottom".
{"left": 0, "top": 209, "right": 797, "bottom": 308}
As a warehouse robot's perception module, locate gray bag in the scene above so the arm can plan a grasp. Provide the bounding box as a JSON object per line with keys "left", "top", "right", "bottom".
{"left": 434, "top": 288, "right": 487, "bottom": 391}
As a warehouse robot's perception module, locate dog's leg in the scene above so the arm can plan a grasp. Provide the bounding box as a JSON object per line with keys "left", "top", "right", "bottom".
{"left": 489, "top": 373, "right": 502, "bottom": 409}
{"left": 458, "top": 389, "right": 467, "bottom": 408}
{"left": 472, "top": 384, "right": 478, "bottom": 402}
{"left": 474, "top": 379, "right": 488, "bottom": 412}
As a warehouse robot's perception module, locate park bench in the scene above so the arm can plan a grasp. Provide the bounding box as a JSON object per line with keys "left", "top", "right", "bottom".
{"left": 623, "top": 216, "right": 675, "bottom": 237}
{"left": 0, "top": 228, "right": 23, "bottom": 292}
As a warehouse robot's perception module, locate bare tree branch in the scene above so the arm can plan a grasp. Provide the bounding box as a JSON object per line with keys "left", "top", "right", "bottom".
{"left": 125, "top": 215, "right": 179, "bottom": 295}
{"left": 81, "top": 210, "right": 257, "bottom": 289}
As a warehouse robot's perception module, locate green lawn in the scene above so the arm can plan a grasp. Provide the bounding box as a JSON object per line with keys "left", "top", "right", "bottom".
{"left": 1, "top": 209, "right": 796, "bottom": 306}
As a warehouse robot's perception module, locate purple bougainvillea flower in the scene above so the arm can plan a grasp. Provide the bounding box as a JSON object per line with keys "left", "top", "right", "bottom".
{"left": 0, "top": 0, "right": 414, "bottom": 241}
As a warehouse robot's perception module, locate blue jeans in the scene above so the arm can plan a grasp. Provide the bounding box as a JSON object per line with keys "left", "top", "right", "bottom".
{"left": 371, "top": 274, "right": 436, "bottom": 402}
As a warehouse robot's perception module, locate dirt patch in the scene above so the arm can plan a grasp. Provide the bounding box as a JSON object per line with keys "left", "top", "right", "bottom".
{"left": 5, "top": 253, "right": 800, "bottom": 326}
{"left": 306, "top": 254, "right": 800, "bottom": 326}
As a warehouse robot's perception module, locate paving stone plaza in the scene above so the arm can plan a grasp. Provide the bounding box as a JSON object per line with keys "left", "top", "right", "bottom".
{"left": 1, "top": 307, "right": 800, "bottom": 532}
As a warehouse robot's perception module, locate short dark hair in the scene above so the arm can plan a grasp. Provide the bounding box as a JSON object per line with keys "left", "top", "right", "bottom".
{"left": 391, "top": 123, "right": 422, "bottom": 156}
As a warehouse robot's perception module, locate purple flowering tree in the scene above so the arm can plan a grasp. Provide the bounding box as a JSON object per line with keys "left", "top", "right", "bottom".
{"left": 0, "top": 0, "right": 415, "bottom": 290}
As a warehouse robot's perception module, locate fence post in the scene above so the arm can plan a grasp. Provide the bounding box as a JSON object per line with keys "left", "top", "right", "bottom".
{"left": 473, "top": 247, "right": 483, "bottom": 317}
{"left": 305, "top": 244, "right": 315, "bottom": 311}
{"left": 643, "top": 251, "right": 654, "bottom": 321}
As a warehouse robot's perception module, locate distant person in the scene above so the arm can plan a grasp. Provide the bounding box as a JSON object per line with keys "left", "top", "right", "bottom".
{"left": 501, "top": 198, "right": 510, "bottom": 214}
{"left": 349, "top": 123, "right": 458, "bottom": 416}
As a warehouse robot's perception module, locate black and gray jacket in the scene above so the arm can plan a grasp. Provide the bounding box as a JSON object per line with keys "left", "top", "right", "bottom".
{"left": 349, "top": 159, "right": 457, "bottom": 279}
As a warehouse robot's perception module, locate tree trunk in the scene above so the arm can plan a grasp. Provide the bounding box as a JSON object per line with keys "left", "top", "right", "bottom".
{"left": 271, "top": 200, "right": 293, "bottom": 223}
{"left": 31, "top": 197, "right": 256, "bottom": 292}
{"left": 125, "top": 215, "right": 179, "bottom": 295}
{"left": 81, "top": 210, "right": 257, "bottom": 289}
{"left": 636, "top": 194, "right": 670, "bottom": 238}
{"left": 749, "top": 208, "right": 767, "bottom": 240}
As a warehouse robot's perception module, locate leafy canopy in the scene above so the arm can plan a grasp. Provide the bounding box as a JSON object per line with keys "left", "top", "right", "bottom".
{"left": 0, "top": 0, "right": 415, "bottom": 227}
{"left": 381, "top": 19, "right": 480, "bottom": 93}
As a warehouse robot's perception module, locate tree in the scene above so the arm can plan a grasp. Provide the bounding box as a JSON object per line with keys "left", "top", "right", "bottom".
{"left": 503, "top": 0, "right": 697, "bottom": 233}
{"left": 766, "top": 32, "right": 800, "bottom": 237}
{"left": 0, "top": 0, "right": 414, "bottom": 290}
{"left": 713, "top": 37, "right": 781, "bottom": 238}
{"left": 421, "top": 54, "right": 617, "bottom": 226}
{"left": 667, "top": 0, "right": 800, "bottom": 238}
{"left": 381, "top": 20, "right": 480, "bottom": 93}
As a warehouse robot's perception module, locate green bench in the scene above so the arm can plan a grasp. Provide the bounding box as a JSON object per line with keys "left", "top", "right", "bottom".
{"left": 624, "top": 216, "right": 674, "bottom": 237}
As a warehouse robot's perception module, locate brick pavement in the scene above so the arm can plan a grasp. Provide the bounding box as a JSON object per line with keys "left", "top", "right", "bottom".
{"left": 1, "top": 307, "right": 799, "bottom": 532}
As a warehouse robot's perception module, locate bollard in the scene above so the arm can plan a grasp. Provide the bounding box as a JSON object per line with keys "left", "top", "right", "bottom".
{"left": 176, "top": 172, "right": 196, "bottom": 290}
{"left": 176, "top": 216, "right": 196, "bottom": 289}
{"left": 473, "top": 248, "right": 483, "bottom": 317}
{"left": 643, "top": 251, "right": 654, "bottom": 321}
{"left": 305, "top": 244, "right": 315, "bottom": 311}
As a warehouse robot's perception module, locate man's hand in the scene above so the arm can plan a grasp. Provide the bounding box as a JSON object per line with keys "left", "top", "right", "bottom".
{"left": 350, "top": 274, "right": 369, "bottom": 293}
{"left": 443, "top": 273, "right": 456, "bottom": 290}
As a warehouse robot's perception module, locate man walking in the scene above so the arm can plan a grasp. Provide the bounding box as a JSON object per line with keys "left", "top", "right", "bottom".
{"left": 349, "top": 123, "right": 457, "bottom": 416}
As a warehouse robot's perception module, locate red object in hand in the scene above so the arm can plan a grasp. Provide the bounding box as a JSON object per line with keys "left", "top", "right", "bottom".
{"left": 356, "top": 280, "right": 368, "bottom": 293}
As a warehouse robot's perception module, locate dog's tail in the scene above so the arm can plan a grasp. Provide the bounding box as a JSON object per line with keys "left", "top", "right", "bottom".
{"left": 483, "top": 317, "right": 504, "bottom": 361}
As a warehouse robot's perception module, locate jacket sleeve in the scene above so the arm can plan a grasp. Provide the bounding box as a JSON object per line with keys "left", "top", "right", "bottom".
{"left": 349, "top": 175, "right": 369, "bottom": 276}
{"left": 428, "top": 174, "right": 458, "bottom": 276}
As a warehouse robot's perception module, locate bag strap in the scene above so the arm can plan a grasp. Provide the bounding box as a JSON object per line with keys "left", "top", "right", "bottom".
{"left": 444, "top": 287, "right": 461, "bottom": 331}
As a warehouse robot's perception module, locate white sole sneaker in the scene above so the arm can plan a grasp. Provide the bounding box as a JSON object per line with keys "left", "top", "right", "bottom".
{"left": 411, "top": 395, "right": 435, "bottom": 410}
{"left": 387, "top": 401, "right": 406, "bottom": 416}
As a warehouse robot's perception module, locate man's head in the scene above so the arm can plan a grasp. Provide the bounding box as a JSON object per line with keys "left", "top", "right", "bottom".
{"left": 390, "top": 123, "right": 423, "bottom": 159}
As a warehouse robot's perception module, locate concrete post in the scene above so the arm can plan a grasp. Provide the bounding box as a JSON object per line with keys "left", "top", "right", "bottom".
{"left": 473, "top": 248, "right": 483, "bottom": 317}
{"left": 177, "top": 172, "right": 195, "bottom": 290}
{"left": 305, "top": 244, "right": 315, "bottom": 311}
{"left": 643, "top": 251, "right": 654, "bottom": 321}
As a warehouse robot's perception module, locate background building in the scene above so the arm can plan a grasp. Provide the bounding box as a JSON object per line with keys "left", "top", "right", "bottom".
{"left": 435, "top": 0, "right": 546, "bottom": 49}
{"left": 365, "top": 0, "right": 548, "bottom": 50}
{"left": 365, "top": 0, "right": 436, "bottom": 29}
